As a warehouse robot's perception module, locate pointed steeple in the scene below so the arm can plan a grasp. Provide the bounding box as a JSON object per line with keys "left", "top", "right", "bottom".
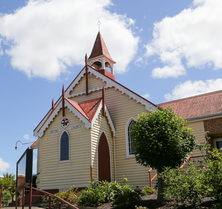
{"left": 88, "top": 32, "right": 116, "bottom": 77}
{"left": 89, "top": 32, "right": 115, "bottom": 62}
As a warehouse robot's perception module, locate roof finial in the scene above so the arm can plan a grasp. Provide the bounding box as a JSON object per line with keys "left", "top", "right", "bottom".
{"left": 97, "top": 20, "right": 101, "bottom": 32}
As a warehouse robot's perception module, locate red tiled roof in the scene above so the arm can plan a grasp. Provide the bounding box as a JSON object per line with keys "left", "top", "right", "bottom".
{"left": 158, "top": 90, "right": 222, "bottom": 119}
{"left": 79, "top": 97, "right": 102, "bottom": 122}
{"left": 88, "top": 32, "right": 115, "bottom": 62}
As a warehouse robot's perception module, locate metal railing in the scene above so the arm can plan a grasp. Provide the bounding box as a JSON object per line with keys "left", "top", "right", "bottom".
{"left": 0, "top": 184, "right": 79, "bottom": 209}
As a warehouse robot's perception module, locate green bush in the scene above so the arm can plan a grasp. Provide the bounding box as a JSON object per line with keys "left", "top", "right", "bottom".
{"left": 53, "top": 185, "right": 80, "bottom": 204}
{"left": 142, "top": 185, "right": 156, "bottom": 195}
{"left": 201, "top": 148, "right": 222, "bottom": 200}
{"left": 112, "top": 184, "right": 141, "bottom": 209}
{"left": 78, "top": 186, "right": 105, "bottom": 207}
{"left": 160, "top": 162, "right": 208, "bottom": 208}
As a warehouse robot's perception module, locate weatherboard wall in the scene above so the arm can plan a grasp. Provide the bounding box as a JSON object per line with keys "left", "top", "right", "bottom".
{"left": 37, "top": 107, "right": 91, "bottom": 191}
{"left": 90, "top": 111, "right": 114, "bottom": 181}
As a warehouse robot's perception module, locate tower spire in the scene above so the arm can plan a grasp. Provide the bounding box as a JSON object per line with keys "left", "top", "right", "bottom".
{"left": 88, "top": 31, "right": 116, "bottom": 78}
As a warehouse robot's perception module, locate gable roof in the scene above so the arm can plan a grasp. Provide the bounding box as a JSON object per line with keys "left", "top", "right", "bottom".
{"left": 65, "top": 65, "right": 158, "bottom": 112}
{"left": 158, "top": 90, "right": 222, "bottom": 120}
{"left": 34, "top": 96, "right": 115, "bottom": 137}
{"left": 88, "top": 32, "right": 115, "bottom": 63}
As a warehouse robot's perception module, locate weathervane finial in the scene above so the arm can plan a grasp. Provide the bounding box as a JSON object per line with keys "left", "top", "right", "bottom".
{"left": 97, "top": 20, "right": 101, "bottom": 32}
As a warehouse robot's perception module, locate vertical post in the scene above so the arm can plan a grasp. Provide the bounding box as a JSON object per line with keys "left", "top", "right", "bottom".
{"left": 22, "top": 188, "right": 25, "bottom": 209}
{"left": 85, "top": 54, "right": 88, "bottom": 95}
{"left": 102, "top": 86, "right": 105, "bottom": 116}
{"left": 62, "top": 85, "right": 65, "bottom": 117}
{"left": 15, "top": 189, "right": 18, "bottom": 209}
{"left": 58, "top": 202, "right": 61, "bottom": 209}
{"left": 29, "top": 183, "right": 32, "bottom": 209}
{"left": 48, "top": 195, "right": 51, "bottom": 209}
{"left": 90, "top": 166, "right": 93, "bottom": 181}
{"left": 148, "top": 169, "right": 152, "bottom": 187}
{"left": 0, "top": 185, "right": 3, "bottom": 208}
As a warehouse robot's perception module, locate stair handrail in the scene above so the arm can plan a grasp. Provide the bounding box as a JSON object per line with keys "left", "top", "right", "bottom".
{"left": 27, "top": 186, "right": 79, "bottom": 209}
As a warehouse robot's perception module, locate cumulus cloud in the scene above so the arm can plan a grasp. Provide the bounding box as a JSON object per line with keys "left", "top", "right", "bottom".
{"left": 0, "top": 0, "right": 139, "bottom": 80}
{"left": 145, "top": 0, "right": 222, "bottom": 78}
{"left": 165, "top": 79, "right": 222, "bottom": 100}
{"left": 23, "top": 134, "right": 29, "bottom": 140}
{"left": 0, "top": 158, "right": 10, "bottom": 172}
{"left": 142, "top": 93, "right": 150, "bottom": 99}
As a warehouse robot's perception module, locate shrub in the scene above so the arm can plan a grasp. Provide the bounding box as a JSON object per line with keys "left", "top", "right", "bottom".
{"left": 160, "top": 162, "right": 208, "bottom": 208}
{"left": 78, "top": 186, "right": 105, "bottom": 207}
{"left": 201, "top": 148, "right": 222, "bottom": 200}
{"left": 53, "top": 185, "right": 81, "bottom": 204}
{"left": 112, "top": 184, "right": 141, "bottom": 209}
{"left": 142, "top": 185, "right": 156, "bottom": 195}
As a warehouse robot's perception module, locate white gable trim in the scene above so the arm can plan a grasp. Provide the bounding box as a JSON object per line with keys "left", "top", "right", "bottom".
{"left": 34, "top": 98, "right": 115, "bottom": 138}
{"left": 105, "top": 106, "right": 116, "bottom": 137}
{"left": 66, "top": 67, "right": 157, "bottom": 112}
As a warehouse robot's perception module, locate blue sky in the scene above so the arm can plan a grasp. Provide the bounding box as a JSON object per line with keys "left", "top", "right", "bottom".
{"left": 1, "top": 0, "right": 222, "bottom": 177}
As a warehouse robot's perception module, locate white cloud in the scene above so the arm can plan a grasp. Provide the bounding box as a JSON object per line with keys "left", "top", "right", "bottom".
{"left": 165, "top": 78, "right": 222, "bottom": 100}
{"left": 142, "top": 93, "right": 150, "bottom": 99}
{"left": 146, "top": 0, "right": 222, "bottom": 78}
{"left": 23, "top": 134, "right": 29, "bottom": 140}
{"left": 0, "top": 158, "right": 10, "bottom": 172}
{"left": 0, "top": 0, "right": 139, "bottom": 80}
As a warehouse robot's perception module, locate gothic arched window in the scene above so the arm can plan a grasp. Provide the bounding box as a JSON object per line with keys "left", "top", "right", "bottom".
{"left": 60, "top": 131, "right": 69, "bottom": 161}
{"left": 126, "top": 118, "right": 136, "bottom": 157}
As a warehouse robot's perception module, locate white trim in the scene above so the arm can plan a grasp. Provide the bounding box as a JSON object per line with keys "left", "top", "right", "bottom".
{"left": 105, "top": 106, "right": 116, "bottom": 137}
{"left": 59, "top": 130, "right": 70, "bottom": 162}
{"left": 66, "top": 67, "right": 157, "bottom": 112}
{"left": 91, "top": 101, "right": 103, "bottom": 129}
{"left": 97, "top": 131, "right": 112, "bottom": 181}
{"left": 125, "top": 117, "right": 135, "bottom": 158}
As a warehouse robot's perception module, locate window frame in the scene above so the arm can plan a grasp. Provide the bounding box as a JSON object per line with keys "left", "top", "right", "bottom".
{"left": 125, "top": 117, "right": 136, "bottom": 158}
{"left": 59, "top": 130, "right": 70, "bottom": 162}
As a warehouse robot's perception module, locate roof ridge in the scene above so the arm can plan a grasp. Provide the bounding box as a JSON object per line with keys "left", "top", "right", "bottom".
{"left": 158, "top": 89, "right": 222, "bottom": 106}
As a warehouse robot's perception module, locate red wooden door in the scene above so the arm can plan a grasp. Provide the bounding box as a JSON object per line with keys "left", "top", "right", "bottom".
{"left": 98, "top": 132, "right": 111, "bottom": 182}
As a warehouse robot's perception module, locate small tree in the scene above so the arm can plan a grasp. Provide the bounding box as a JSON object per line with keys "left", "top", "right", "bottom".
{"left": 131, "top": 107, "right": 196, "bottom": 202}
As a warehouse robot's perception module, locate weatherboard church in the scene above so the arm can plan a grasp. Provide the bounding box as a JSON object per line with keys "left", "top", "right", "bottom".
{"left": 33, "top": 31, "right": 216, "bottom": 192}
{"left": 33, "top": 31, "right": 159, "bottom": 191}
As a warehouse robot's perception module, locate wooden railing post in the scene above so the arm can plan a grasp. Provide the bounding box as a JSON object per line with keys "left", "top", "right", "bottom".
{"left": 22, "top": 188, "right": 25, "bottom": 209}
{"left": 48, "top": 195, "right": 51, "bottom": 209}
{"left": 15, "top": 189, "right": 18, "bottom": 209}
{"left": 58, "top": 202, "right": 61, "bottom": 209}
{"left": 29, "top": 183, "right": 32, "bottom": 209}
{"left": 0, "top": 185, "right": 3, "bottom": 208}
{"left": 148, "top": 169, "right": 152, "bottom": 187}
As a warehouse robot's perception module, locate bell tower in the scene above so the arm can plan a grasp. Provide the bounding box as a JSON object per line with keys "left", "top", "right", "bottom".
{"left": 88, "top": 32, "right": 116, "bottom": 80}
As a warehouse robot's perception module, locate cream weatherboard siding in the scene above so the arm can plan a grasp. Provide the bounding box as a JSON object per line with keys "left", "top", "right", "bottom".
{"left": 69, "top": 72, "right": 105, "bottom": 96}
{"left": 38, "top": 107, "right": 91, "bottom": 191}
{"left": 90, "top": 111, "right": 114, "bottom": 181}
{"left": 187, "top": 121, "right": 206, "bottom": 157}
{"left": 104, "top": 88, "right": 157, "bottom": 188}
{"left": 68, "top": 80, "right": 157, "bottom": 188}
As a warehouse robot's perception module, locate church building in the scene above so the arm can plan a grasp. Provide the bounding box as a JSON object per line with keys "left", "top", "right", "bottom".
{"left": 33, "top": 32, "right": 159, "bottom": 191}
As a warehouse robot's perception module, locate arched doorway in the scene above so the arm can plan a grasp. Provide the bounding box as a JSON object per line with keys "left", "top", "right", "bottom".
{"left": 98, "top": 132, "right": 111, "bottom": 182}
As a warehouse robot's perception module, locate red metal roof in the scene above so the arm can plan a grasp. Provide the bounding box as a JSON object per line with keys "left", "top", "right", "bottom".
{"left": 31, "top": 139, "right": 38, "bottom": 147}
{"left": 65, "top": 98, "right": 89, "bottom": 120}
{"left": 65, "top": 97, "right": 102, "bottom": 122}
{"left": 158, "top": 90, "right": 222, "bottom": 119}
{"left": 79, "top": 97, "right": 102, "bottom": 122}
{"left": 88, "top": 32, "right": 115, "bottom": 62}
